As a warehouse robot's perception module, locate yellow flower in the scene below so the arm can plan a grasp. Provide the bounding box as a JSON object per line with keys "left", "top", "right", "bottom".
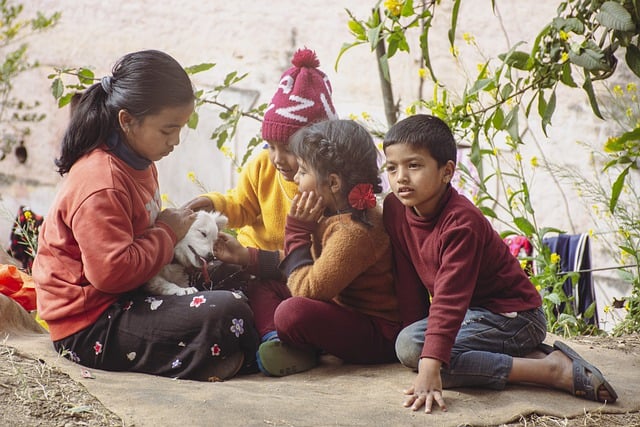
{"left": 361, "top": 111, "right": 371, "bottom": 120}
{"left": 519, "top": 260, "right": 528, "bottom": 270}
{"left": 418, "top": 68, "right": 428, "bottom": 79}
{"left": 560, "top": 52, "right": 569, "bottom": 63}
{"left": 161, "top": 193, "right": 169, "bottom": 203}
{"left": 535, "top": 284, "right": 541, "bottom": 292}
{"left": 559, "top": 30, "right": 569, "bottom": 41}
{"left": 626, "top": 107, "right": 633, "bottom": 118}
{"left": 506, "top": 187, "right": 514, "bottom": 198}
{"left": 530, "top": 156, "right": 538, "bottom": 167}
{"left": 550, "top": 253, "right": 560, "bottom": 265}
{"left": 348, "top": 113, "right": 358, "bottom": 120}
{"left": 187, "top": 171, "right": 196, "bottom": 183}
{"left": 624, "top": 301, "right": 630, "bottom": 312}
{"left": 515, "top": 152, "right": 522, "bottom": 162}
{"left": 476, "top": 63, "right": 485, "bottom": 73}
{"left": 405, "top": 106, "right": 413, "bottom": 115}
{"left": 449, "top": 46, "right": 459, "bottom": 57}
{"left": 627, "top": 83, "right": 637, "bottom": 93}
{"left": 588, "top": 229, "right": 594, "bottom": 237}
{"left": 462, "top": 32, "right": 475, "bottom": 44}
{"left": 613, "top": 85, "right": 623, "bottom": 97}
{"left": 384, "top": 0, "right": 403, "bottom": 16}
{"left": 603, "top": 305, "right": 611, "bottom": 314}
{"left": 24, "top": 210, "right": 32, "bottom": 220}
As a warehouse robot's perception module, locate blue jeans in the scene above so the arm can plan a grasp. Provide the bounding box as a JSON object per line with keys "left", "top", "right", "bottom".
{"left": 395, "top": 307, "right": 547, "bottom": 390}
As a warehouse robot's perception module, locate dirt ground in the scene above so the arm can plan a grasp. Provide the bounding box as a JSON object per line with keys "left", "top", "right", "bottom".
{"left": 1, "top": 334, "right": 639, "bottom": 427}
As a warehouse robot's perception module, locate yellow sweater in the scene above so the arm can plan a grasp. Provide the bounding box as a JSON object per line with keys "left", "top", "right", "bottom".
{"left": 203, "top": 149, "right": 298, "bottom": 251}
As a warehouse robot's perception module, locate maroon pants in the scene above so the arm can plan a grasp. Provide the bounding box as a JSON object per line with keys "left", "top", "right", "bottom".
{"left": 246, "top": 279, "right": 401, "bottom": 364}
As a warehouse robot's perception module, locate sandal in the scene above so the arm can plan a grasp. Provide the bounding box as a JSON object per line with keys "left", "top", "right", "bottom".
{"left": 553, "top": 341, "right": 618, "bottom": 403}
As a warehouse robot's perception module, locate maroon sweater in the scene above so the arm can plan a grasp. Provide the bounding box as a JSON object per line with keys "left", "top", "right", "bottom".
{"left": 383, "top": 186, "right": 541, "bottom": 365}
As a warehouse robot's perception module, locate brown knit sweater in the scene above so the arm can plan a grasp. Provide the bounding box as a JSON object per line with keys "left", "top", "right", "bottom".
{"left": 280, "top": 206, "right": 400, "bottom": 323}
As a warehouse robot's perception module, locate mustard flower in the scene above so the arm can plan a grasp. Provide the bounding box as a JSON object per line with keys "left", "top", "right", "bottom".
{"left": 559, "top": 30, "right": 569, "bottom": 41}
{"left": 449, "top": 46, "right": 460, "bottom": 57}
{"left": 613, "top": 85, "right": 623, "bottom": 97}
{"left": 627, "top": 83, "right": 637, "bottom": 93}
{"left": 515, "top": 152, "right": 522, "bottom": 162}
{"left": 550, "top": 252, "right": 560, "bottom": 265}
{"left": 187, "top": 171, "right": 197, "bottom": 183}
{"left": 384, "top": 0, "right": 403, "bottom": 17}
{"left": 462, "top": 32, "right": 475, "bottom": 44}
{"left": 625, "top": 301, "right": 630, "bottom": 312}
{"left": 603, "top": 305, "right": 611, "bottom": 314}
{"left": 561, "top": 52, "right": 569, "bottom": 63}
{"left": 418, "top": 68, "right": 428, "bottom": 79}
{"left": 530, "top": 156, "right": 539, "bottom": 168}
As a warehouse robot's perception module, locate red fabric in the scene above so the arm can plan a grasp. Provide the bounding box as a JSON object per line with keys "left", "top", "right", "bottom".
{"left": 261, "top": 48, "right": 337, "bottom": 143}
{"left": 0, "top": 264, "right": 37, "bottom": 311}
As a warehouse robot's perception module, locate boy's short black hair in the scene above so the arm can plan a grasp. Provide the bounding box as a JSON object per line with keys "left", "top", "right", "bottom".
{"left": 383, "top": 114, "right": 457, "bottom": 167}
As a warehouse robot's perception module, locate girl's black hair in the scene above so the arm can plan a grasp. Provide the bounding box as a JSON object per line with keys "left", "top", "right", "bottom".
{"left": 383, "top": 114, "right": 457, "bottom": 167}
{"left": 55, "top": 50, "right": 195, "bottom": 175}
{"left": 290, "top": 119, "right": 382, "bottom": 227}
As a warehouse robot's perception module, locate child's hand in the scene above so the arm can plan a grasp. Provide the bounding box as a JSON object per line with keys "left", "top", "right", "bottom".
{"left": 214, "top": 232, "right": 249, "bottom": 266}
{"left": 403, "top": 357, "right": 447, "bottom": 413}
{"left": 157, "top": 208, "right": 196, "bottom": 242}
{"left": 290, "top": 191, "right": 323, "bottom": 222}
{"left": 181, "top": 196, "right": 213, "bottom": 212}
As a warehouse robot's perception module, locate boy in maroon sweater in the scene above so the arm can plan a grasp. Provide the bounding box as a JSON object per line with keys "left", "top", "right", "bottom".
{"left": 382, "top": 114, "right": 617, "bottom": 413}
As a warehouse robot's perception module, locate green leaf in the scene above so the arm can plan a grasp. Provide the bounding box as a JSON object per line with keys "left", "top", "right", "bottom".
{"left": 335, "top": 41, "right": 364, "bottom": 71}
{"left": 540, "top": 89, "right": 556, "bottom": 136}
{"left": 448, "top": 0, "right": 461, "bottom": 47}
{"left": 187, "top": 111, "right": 199, "bottom": 129}
{"left": 569, "top": 45, "right": 609, "bottom": 71}
{"left": 514, "top": 216, "right": 536, "bottom": 236}
{"left": 51, "top": 78, "right": 63, "bottom": 99}
{"left": 479, "top": 206, "right": 497, "bottom": 218}
{"left": 560, "top": 62, "right": 577, "bottom": 87}
{"left": 582, "top": 72, "right": 603, "bottom": 119}
{"left": 625, "top": 45, "right": 640, "bottom": 79}
{"left": 184, "top": 63, "right": 215, "bottom": 75}
{"left": 609, "top": 165, "right": 630, "bottom": 213}
{"left": 545, "top": 293, "right": 562, "bottom": 306}
{"left": 347, "top": 19, "right": 366, "bottom": 39}
{"left": 77, "top": 68, "right": 94, "bottom": 85}
{"left": 596, "top": 1, "right": 635, "bottom": 32}
{"left": 499, "top": 51, "right": 532, "bottom": 70}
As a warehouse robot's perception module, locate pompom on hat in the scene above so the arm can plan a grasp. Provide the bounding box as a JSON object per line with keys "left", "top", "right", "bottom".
{"left": 261, "top": 48, "right": 338, "bottom": 144}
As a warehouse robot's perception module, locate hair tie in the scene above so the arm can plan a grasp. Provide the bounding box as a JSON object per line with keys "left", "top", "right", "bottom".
{"left": 348, "top": 183, "right": 376, "bottom": 210}
{"left": 100, "top": 76, "right": 112, "bottom": 94}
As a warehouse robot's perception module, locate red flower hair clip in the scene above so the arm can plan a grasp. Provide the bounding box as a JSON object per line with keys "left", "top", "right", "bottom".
{"left": 348, "top": 183, "right": 376, "bottom": 210}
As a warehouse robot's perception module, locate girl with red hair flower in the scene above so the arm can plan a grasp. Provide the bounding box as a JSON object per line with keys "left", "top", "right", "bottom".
{"left": 214, "top": 119, "right": 401, "bottom": 376}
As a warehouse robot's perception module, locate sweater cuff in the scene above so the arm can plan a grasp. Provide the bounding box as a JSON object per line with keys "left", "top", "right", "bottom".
{"left": 284, "top": 215, "right": 316, "bottom": 255}
{"left": 279, "top": 244, "right": 313, "bottom": 277}
{"left": 245, "top": 247, "right": 282, "bottom": 280}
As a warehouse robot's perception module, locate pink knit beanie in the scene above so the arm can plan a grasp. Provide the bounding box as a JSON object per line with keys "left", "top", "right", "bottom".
{"left": 261, "top": 48, "right": 338, "bottom": 144}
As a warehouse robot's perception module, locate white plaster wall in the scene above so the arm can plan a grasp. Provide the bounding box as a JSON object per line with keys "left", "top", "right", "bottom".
{"left": 2, "top": 0, "right": 635, "bottom": 328}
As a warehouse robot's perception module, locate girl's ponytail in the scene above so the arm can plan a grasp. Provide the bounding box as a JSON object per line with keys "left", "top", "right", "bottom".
{"left": 55, "top": 82, "right": 114, "bottom": 175}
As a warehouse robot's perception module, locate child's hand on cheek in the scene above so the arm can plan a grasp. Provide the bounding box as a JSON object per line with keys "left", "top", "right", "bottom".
{"left": 290, "top": 191, "right": 324, "bottom": 222}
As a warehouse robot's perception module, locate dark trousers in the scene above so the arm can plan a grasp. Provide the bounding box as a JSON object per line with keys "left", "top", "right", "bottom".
{"left": 54, "top": 289, "right": 259, "bottom": 381}
{"left": 247, "top": 279, "right": 401, "bottom": 364}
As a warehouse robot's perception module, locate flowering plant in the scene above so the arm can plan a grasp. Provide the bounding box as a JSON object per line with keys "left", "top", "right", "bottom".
{"left": 348, "top": 183, "right": 376, "bottom": 210}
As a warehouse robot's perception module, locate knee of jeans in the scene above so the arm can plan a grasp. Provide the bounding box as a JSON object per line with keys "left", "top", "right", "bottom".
{"left": 395, "top": 330, "right": 421, "bottom": 369}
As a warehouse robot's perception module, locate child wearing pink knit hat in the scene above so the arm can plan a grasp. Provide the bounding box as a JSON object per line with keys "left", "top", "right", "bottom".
{"left": 184, "top": 48, "right": 337, "bottom": 255}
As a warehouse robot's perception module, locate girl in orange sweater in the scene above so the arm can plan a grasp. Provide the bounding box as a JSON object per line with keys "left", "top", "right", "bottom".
{"left": 32, "top": 50, "right": 258, "bottom": 381}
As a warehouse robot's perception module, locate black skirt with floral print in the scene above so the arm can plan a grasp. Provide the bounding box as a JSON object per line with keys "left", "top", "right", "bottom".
{"left": 54, "top": 289, "right": 259, "bottom": 381}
